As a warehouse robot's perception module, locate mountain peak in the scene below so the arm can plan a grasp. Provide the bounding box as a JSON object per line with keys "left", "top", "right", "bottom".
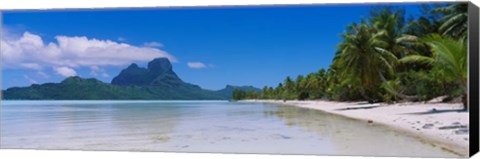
{"left": 147, "top": 57, "right": 172, "bottom": 74}
{"left": 111, "top": 57, "right": 196, "bottom": 88}
{"left": 127, "top": 63, "right": 140, "bottom": 69}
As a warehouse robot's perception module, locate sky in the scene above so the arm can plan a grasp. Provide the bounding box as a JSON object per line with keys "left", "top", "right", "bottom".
{"left": 1, "top": 3, "right": 427, "bottom": 90}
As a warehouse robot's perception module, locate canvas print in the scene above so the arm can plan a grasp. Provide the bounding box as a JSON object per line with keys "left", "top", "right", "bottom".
{"left": 0, "top": 2, "right": 474, "bottom": 158}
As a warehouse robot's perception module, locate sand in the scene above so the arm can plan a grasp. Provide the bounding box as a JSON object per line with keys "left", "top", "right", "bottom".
{"left": 242, "top": 99, "right": 469, "bottom": 156}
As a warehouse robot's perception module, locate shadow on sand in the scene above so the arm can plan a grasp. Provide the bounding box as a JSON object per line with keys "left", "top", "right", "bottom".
{"left": 335, "top": 104, "right": 383, "bottom": 111}
{"left": 403, "top": 108, "right": 466, "bottom": 115}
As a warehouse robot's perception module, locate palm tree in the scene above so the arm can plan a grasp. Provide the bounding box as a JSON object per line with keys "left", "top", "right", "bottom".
{"left": 370, "top": 8, "right": 415, "bottom": 58}
{"left": 432, "top": 3, "right": 468, "bottom": 40}
{"left": 283, "top": 76, "right": 295, "bottom": 99}
{"left": 369, "top": 8, "right": 441, "bottom": 101}
{"left": 402, "top": 16, "right": 440, "bottom": 62}
{"left": 295, "top": 75, "right": 306, "bottom": 91}
{"left": 260, "top": 86, "right": 269, "bottom": 99}
{"left": 334, "top": 21, "right": 398, "bottom": 102}
{"left": 400, "top": 34, "right": 467, "bottom": 110}
{"left": 274, "top": 83, "right": 284, "bottom": 99}
{"left": 305, "top": 73, "right": 319, "bottom": 90}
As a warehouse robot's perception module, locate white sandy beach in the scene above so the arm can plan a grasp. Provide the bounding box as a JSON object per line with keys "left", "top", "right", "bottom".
{"left": 242, "top": 99, "right": 469, "bottom": 156}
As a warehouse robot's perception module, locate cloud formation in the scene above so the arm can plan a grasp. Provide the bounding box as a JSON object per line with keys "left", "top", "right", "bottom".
{"left": 187, "top": 62, "right": 207, "bottom": 69}
{"left": 143, "top": 41, "right": 163, "bottom": 48}
{"left": 89, "top": 66, "right": 110, "bottom": 78}
{"left": 54, "top": 66, "right": 77, "bottom": 77}
{"left": 1, "top": 31, "right": 177, "bottom": 77}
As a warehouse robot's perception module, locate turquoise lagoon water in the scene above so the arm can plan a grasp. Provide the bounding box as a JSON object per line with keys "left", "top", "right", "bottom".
{"left": 0, "top": 100, "right": 457, "bottom": 157}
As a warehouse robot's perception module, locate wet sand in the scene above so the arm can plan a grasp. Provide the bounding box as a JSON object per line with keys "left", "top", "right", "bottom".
{"left": 242, "top": 99, "right": 469, "bottom": 156}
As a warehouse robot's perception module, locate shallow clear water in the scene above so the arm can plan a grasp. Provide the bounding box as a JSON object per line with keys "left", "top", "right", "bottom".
{"left": 0, "top": 100, "right": 457, "bottom": 157}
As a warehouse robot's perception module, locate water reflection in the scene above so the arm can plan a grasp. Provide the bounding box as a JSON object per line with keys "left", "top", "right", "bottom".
{"left": 1, "top": 101, "right": 459, "bottom": 157}
{"left": 107, "top": 103, "right": 183, "bottom": 143}
{"left": 265, "top": 103, "right": 457, "bottom": 157}
{"left": 1, "top": 102, "right": 183, "bottom": 149}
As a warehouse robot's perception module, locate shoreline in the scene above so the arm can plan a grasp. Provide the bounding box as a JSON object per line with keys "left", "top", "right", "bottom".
{"left": 241, "top": 99, "right": 469, "bottom": 156}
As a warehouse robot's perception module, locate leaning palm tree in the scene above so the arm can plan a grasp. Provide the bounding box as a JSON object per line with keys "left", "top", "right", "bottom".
{"left": 400, "top": 34, "right": 467, "bottom": 110}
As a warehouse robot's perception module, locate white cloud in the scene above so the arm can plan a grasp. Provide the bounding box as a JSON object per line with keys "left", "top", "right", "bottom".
{"left": 89, "top": 66, "right": 109, "bottom": 78}
{"left": 187, "top": 62, "right": 207, "bottom": 69}
{"left": 20, "top": 63, "right": 43, "bottom": 70}
{"left": 143, "top": 41, "right": 163, "bottom": 48}
{"left": 1, "top": 31, "right": 177, "bottom": 72}
{"left": 54, "top": 66, "right": 77, "bottom": 77}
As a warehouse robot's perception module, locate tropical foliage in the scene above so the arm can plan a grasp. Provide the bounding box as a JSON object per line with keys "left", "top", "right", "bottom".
{"left": 233, "top": 3, "right": 469, "bottom": 110}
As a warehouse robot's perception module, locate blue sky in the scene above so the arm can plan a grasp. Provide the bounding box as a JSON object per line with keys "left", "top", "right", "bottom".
{"left": 1, "top": 3, "right": 427, "bottom": 90}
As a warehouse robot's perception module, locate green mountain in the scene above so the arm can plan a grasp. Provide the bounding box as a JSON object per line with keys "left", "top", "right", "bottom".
{"left": 2, "top": 58, "right": 259, "bottom": 100}
{"left": 111, "top": 58, "right": 197, "bottom": 88}
{"left": 2, "top": 76, "right": 222, "bottom": 100}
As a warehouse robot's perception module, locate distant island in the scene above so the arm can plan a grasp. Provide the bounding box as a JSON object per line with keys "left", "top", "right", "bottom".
{"left": 2, "top": 58, "right": 260, "bottom": 100}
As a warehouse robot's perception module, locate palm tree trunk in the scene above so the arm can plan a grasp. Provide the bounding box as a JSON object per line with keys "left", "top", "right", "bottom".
{"left": 378, "top": 71, "right": 418, "bottom": 101}
{"left": 359, "top": 87, "right": 374, "bottom": 103}
{"left": 462, "top": 93, "right": 467, "bottom": 111}
{"left": 459, "top": 80, "right": 468, "bottom": 111}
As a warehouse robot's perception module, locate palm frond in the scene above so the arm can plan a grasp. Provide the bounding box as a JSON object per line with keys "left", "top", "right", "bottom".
{"left": 399, "top": 55, "right": 434, "bottom": 65}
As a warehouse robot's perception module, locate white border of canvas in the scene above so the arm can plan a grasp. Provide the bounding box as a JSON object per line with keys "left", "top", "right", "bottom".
{"left": 0, "top": 0, "right": 478, "bottom": 159}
